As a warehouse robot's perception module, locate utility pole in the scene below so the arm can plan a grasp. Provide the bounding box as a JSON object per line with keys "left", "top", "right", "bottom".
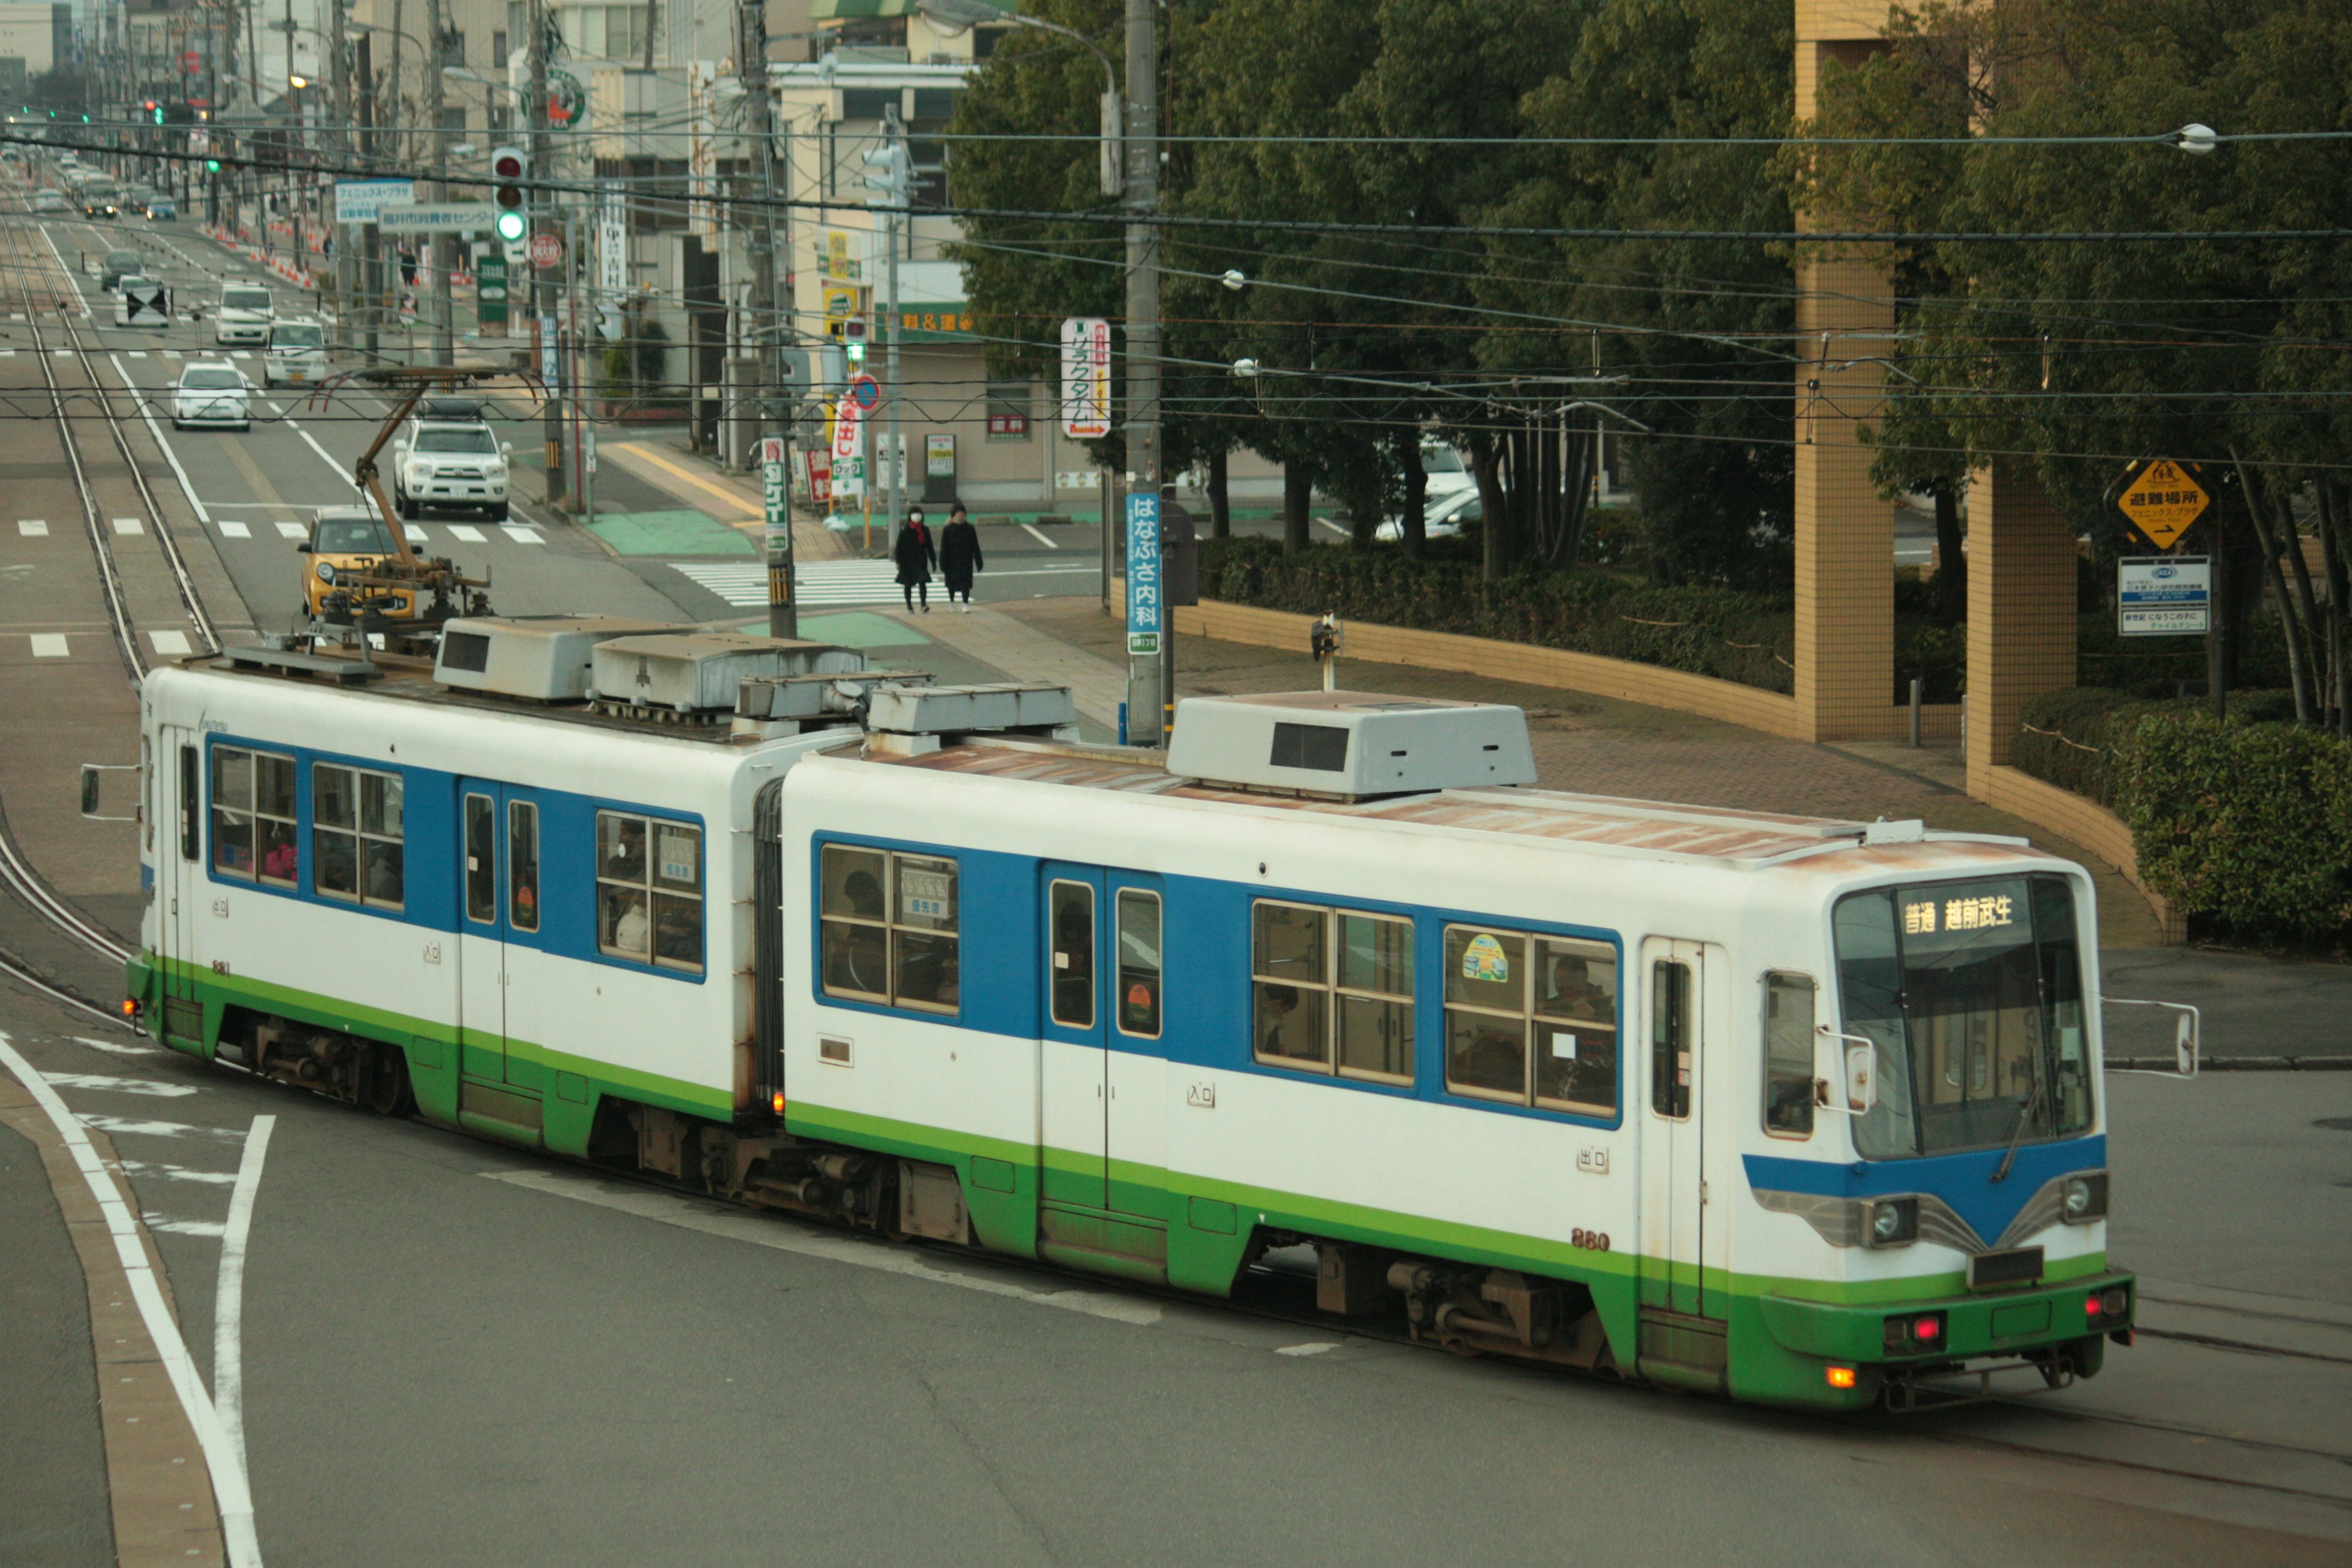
{"left": 1122, "top": 0, "right": 1163, "bottom": 743}
{"left": 357, "top": 31, "right": 377, "bottom": 363}
{"left": 883, "top": 105, "right": 905, "bottom": 544}
{"left": 328, "top": 0, "right": 350, "bottom": 350}
{"left": 529, "top": 0, "right": 565, "bottom": 507}
{"left": 739, "top": 0, "right": 793, "bottom": 632}
{"left": 427, "top": 0, "right": 451, "bottom": 364}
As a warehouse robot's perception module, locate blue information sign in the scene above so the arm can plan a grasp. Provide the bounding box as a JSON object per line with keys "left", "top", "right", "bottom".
{"left": 1125, "top": 492, "right": 1162, "bottom": 656}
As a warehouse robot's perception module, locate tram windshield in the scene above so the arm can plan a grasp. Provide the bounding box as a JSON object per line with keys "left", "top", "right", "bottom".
{"left": 1833, "top": 874, "right": 2090, "bottom": 1159}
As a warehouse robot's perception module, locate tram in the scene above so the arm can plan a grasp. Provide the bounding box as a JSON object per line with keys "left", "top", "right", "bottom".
{"left": 129, "top": 619, "right": 2138, "bottom": 1411}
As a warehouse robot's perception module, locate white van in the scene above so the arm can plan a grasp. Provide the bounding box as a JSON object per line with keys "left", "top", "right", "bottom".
{"left": 214, "top": 284, "right": 274, "bottom": 346}
{"left": 264, "top": 317, "right": 326, "bottom": 387}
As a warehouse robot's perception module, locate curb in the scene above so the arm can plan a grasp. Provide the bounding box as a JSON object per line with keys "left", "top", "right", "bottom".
{"left": 2109, "top": 1056, "right": 2352, "bottom": 1072}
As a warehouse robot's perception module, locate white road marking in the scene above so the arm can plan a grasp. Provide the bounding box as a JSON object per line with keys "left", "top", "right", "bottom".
{"left": 40, "top": 1072, "right": 197, "bottom": 1098}
{"left": 118, "top": 1161, "right": 237, "bottom": 1186}
{"left": 148, "top": 630, "right": 192, "bottom": 656}
{"left": 74, "top": 1036, "right": 159, "bottom": 1057}
{"left": 0, "top": 1034, "right": 264, "bottom": 1568}
{"left": 447, "top": 524, "right": 485, "bottom": 542}
{"left": 1275, "top": 1342, "right": 1340, "bottom": 1357}
{"left": 145, "top": 1214, "right": 227, "bottom": 1237}
{"left": 29, "top": 633, "right": 67, "bottom": 657}
{"left": 1022, "top": 522, "right": 1059, "bottom": 549}
{"left": 213, "top": 1117, "right": 274, "bottom": 1513}
{"left": 127, "top": 349, "right": 147, "bottom": 358}
{"left": 405, "top": 527, "right": 429, "bottom": 545}
{"left": 671, "top": 559, "right": 896, "bottom": 608}
{"left": 217, "top": 521, "right": 251, "bottom": 539}
{"left": 500, "top": 525, "right": 543, "bottom": 545}
{"left": 74, "top": 1114, "right": 246, "bottom": 1141}
{"left": 228, "top": 351, "right": 250, "bottom": 361}
{"left": 285, "top": 422, "right": 360, "bottom": 494}
{"left": 491, "top": 1169, "right": 1164, "bottom": 1327}
{"left": 165, "top": 349, "right": 183, "bottom": 358}
{"left": 273, "top": 521, "right": 307, "bottom": 540}
{"left": 111, "top": 516, "right": 144, "bottom": 535}
{"left": 105, "top": 351, "right": 212, "bottom": 526}
{"left": 50, "top": 347, "right": 70, "bottom": 358}
{"left": 17, "top": 519, "right": 47, "bottom": 536}
{"left": 0, "top": 348, "right": 14, "bottom": 356}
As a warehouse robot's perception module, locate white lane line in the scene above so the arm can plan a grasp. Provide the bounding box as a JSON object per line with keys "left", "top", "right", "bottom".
{"left": 17, "top": 518, "right": 47, "bottom": 536}
{"left": 111, "top": 516, "right": 144, "bottom": 535}
{"left": 217, "top": 521, "right": 251, "bottom": 539}
{"left": 491, "top": 1169, "right": 1164, "bottom": 1327}
{"left": 213, "top": 1115, "right": 274, "bottom": 1519}
{"left": 1275, "top": 1342, "right": 1340, "bottom": 1357}
{"left": 0, "top": 1035, "right": 263, "bottom": 1568}
{"left": 73, "top": 1036, "right": 159, "bottom": 1057}
{"left": 146, "top": 1213, "right": 227, "bottom": 1238}
{"left": 75, "top": 1113, "right": 246, "bottom": 1141}
{"left": 273, "top": 521, "right": 307, "bottom": 540}
{"left": 40, "top": 1072, "right": 198, "bottom": 1098}
{"left": 105, "top": 351, "right": 212, "bottom": 526}
{"left": 148, "top": 629, "right": 192, "bottom": 656}
{"left": 285, "top": 422, "right": 360, "bottom": 494}
{"left": 447, "top": 524, "right": 484, "bottom": 542}
{"left": 29, "top": 633, "right": 67, "bottom": 657}
{"left": 1022, "top": 522, "right": 1060, "bottom": 549}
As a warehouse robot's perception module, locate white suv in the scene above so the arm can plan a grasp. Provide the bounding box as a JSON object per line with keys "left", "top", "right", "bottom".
{"left": 392, "top": 399, "right": 511, "bottom": 521}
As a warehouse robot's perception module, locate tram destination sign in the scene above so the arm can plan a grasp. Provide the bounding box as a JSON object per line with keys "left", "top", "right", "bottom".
{"left": 2112, "top": 456, "right": 2212, "bottom": 552}
{"left": 2118, "top": 556, "right": 2211, "bottom": 636}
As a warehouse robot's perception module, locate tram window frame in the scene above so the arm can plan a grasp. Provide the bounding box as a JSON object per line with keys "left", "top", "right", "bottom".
{"left": 1251, "top": 900, "right": 1414, "bottom": 1085}
{"left": 463, "top": 793, "right": 496, "bottom": 924}
{"left": 1443, "top": 924, "right": 1619, "bottom": 1116}
{"left": 597, "top": 810, "right": 703, "bottom": 973}
{"left": 508, "top": 801, "right": 540, "bottom": 934}
{"left": 1650, "top": 959, "right": 1692, "bottom": 1120}
{"left": 179, "top": 744, "right": 199, "bottom": 861}
{"left": 209, "top": 745, "right": 297, "bottom": 888}
{"left": 1116, "top": 888, "right": 1163, "bottom": 1040}
{"left": 311, "top": 762, "right": 404, "bottom": 911}
{"left": 1049, "top": 880, "right": 1096, "bottom": 1028}
{"left": 1763, "top": 971, "right": 1817, "bottom": 1139}
{"left": 817, "top": 843, "right": 960, "bottom": 1013}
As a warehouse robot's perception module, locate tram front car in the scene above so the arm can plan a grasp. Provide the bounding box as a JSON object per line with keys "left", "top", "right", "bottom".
{"left": 1746, "top": 864, "right": 2132, "bottom": 1411}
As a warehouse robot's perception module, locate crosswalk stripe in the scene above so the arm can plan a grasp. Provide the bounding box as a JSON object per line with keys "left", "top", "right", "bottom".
{"left": 217, "top": 521, "right": 251, "bottom": 538}
{"left": 669, "top": 559, "right": 900, "bottom": 608}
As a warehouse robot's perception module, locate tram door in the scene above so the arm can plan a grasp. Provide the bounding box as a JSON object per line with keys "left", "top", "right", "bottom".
{"left": 157, "top": 729, "right": 202, "bottom": 1027}
{"left": 456, "top": 782, "right": 544, "bottom": 1088}
{"left": 1038, "top": 864, "right": 1166, "bottom": 1216}
{"left": 1637, "top": 937, "right": 1719, "bottom": 1323}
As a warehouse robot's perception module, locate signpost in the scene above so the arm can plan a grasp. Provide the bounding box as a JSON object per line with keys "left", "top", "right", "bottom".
{"left": 2119, "top": 557, "right": 2212, "bottom": 636}
{"left": 476, "top": 252, "right": 508, "bottom": 331}
{"left": 1060, "top": 316, "right": 1111, "bottom": 439}
{"left": 848, "top": 372, "right": 880, "bottom": 412}
{"left": 529, "top": 231, "right": 564, "bottom": 270}
{"left": 1126, "top": 491, "right": 1163, "bottom": 745}
{"left": 333, "top": 179, "right": 416, "bottom": 225}
{"left": 377, "top": 203, "right": 496, "bottom": 235}
{"left": 761, "top": 436, "right": 794, "bottom": 638}
{"left": 2113, "top": 457, "right": 2212, "bottom": 553}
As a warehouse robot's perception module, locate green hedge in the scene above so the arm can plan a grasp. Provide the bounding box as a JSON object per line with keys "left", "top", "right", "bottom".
{"left": 2013, "top": 687, "right": 2351, "bottom": 943}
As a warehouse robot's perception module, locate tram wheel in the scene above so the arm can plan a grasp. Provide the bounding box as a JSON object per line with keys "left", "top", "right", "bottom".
{"left": 363, "top": 1043, "right": 413, "bottom": 1117}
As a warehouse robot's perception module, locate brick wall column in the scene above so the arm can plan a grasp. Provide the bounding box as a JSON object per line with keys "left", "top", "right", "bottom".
{"left": 1965, "top": 458, "right": 2078, "bottom": 794}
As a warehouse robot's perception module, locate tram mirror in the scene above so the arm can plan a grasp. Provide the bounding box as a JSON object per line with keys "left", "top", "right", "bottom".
{"left": 1817, "top": 1030, "right": 1879, "bottom": 1115}
{"left": 80, "top": 764, "right": 100, "bottom": 815}
{"left": 1843, "top": 1044, "right": 1879, "bottom": 1114}
{"left": 2175, "top": 1012, "right": 2198, "bottom": 1076}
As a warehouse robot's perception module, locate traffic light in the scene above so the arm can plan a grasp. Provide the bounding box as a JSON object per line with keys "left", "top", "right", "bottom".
{"left": 489, "top": 146, "right": 527, "bottom": 243}
{"left": 205, "top": 157, "right": 221, "bottom": 173}
{"left": 145, "top": 100, "right": 160, "bottom": 125}
{"left": 842, "top": 317, "right": 867, "bottom": 371}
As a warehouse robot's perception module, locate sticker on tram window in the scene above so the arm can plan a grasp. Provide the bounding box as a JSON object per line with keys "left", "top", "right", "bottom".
{"left": 902, "top": 868, "right": 953, "bottom": 919}
{"left": 1943, "top": 894, "right": 2013, "bottom": 931}
{"left": 1461, "top": 932, "right": 1510, "bottom": 982}
{"left": 1902, "top": 900, "right": 1937, "bottom": 934}
{"left": 657, "top": 827, "right": 699, "bottom": 885}
{"left": 1550, "top": 1031, "right": 1578, "bottom": 1060}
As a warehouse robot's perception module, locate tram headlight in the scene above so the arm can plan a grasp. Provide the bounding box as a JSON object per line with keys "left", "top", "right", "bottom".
{"left": 1864, "top": 1196, "right": 1918, "bottom": 1249}
{"left": 2059, "top": 1172, "right": 2108, "bottom": 1224}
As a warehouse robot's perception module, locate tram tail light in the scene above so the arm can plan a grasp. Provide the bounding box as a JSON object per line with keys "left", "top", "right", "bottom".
{"left": 2086, "top": 1286, "right": 2130, "bottom": 1322}
{"left": 771, "top": 1091, "right": 785, "bottom": 1115}
{"left": 1882, "top": 1310, "right": 1947, "bottom": 1355}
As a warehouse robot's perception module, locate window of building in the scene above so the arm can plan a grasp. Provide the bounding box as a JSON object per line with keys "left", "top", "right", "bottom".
{"left": 986, "top": 381, "right": 1030, "bottom": 440}
{"left": 819, "top": 843, "right": 959, "bottom": 1012}
{"left": 1117, "top": 889, "right": 1161, "bottom": 1039}
{"left": 1764, "top": 972, "right": 1816, "bottom": 1137}
{"left": 210, "top": 745, "right": 295, "bottom": 886}
{"left": 312, "top": 763, "right": 404, "bottom": 910}
{"left": 1251, "top": 901, "right": 1414, "bottom": 1084}
{"left": 839, "top": 87, "right": 899, "bottom": 122}
{"left": 597, "top": 811, "right": 701, "bottom": 970}
{"left": 509, "top": 801, "right": 539, "bottom": 933}
{"left": 491, "top": 28, "right": 507, "bottom": 66}
{"left": 1650, "top": 959, "right": 1691, "bottom": 1119}
{"left": 1442, "top": 924, "right": 1618, "bottom": 1115}
{"left": 555, "top": 4, "right": 647, "bottom": 60}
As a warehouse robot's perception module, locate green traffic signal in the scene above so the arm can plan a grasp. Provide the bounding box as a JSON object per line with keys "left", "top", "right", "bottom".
{"left": 493, "top": 209, "right": 527, "bottom": 243}
{"left": 205, "top": 158, "right": 221, "bottom": 173}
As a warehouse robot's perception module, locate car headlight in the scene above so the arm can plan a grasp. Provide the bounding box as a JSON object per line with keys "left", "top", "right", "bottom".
{"left": 2060, "top": 1173, "right": 2108, "bottom": 1224}
{"left": 315, "top": 562, "right": 334, "bottom": 584}
{"left": 1865, "top": 1196, "right": 1918, "bottom": 1249}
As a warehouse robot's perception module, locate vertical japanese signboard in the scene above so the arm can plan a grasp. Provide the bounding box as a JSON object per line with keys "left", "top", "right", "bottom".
{"left": 1060, "top": 315, "right": 1111, "bottom": 439}
{"left": 829, "top": 396, "right": 865, "bottom": 498}
{"left": 1125, "top": 491, "right": 1162, "bottom": 657}
{"left": 597, "top": 195, "right": 628, "bottom": 297}
{"left": 761, "top": 435, "right": 793, "bottom": 612}
{"left": 687, "top": 62, "right": 718, "bottom": 236}
{"left": 475, "top": 251, "right": 508, "bottom": 328}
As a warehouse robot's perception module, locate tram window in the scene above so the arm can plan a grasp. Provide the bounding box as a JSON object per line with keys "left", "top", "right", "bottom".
{"left": 1763, "top": 972, "right": 1816, "bottom": 1137}
{"left": 1117, "top": 890, "right": 1163, "bottom": 1039}
{"left": 817, "top": 843, "right": 959, "bottom": 1011}
{"left": 508, "top": 801, "right": 539, "bottom": 934}
{"left": 1252, "top": 902, "right": 1331, "bottom": 1071}
{"left": 1651, "top": 960, "right": 1691, "bottom": 1120}
{"left": 1050, "top": 880, "right": 1096, "bottom": 1027}
{"left": 1532, "top": 937, "right": 1617, "bottom": 1115}
{"left": 313, "top": 763, "right": 403, "bottom": 910}
{"left": 596, "top": 810, "right": 701, "bottom": 971}
{"left": 1444, "top": 925, "right": 1529, "bottom": 1101}
{"left": 211, "top": 745, "right": 295, "bottom": 886}
{"left": 1334, "top": 913, "right": 1413, "bottom": 1083}
{"left": 179, "top": 745, "right": 198, "bottom": 861}
{"left": 463, "top": 794, "right": 496, "bottom": 923}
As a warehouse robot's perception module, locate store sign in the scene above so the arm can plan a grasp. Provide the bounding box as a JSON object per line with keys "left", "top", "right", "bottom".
{"left": 1125, "top": 491, "right": 1161, "bottom": 657}
{"left": 2119, "top": 556, "right": 2211, "bottom": 637}
{"left": 830, "top": 396, "right": 865, "bottom": 498}
{"left": 333, "top": 179, "right": 416, "bottom": 225}
{"left": 546, "top": 67, "right": 587, "bottom": 129}
{"left": 1060, "top": 315, "right": 1110, "bottom": 439}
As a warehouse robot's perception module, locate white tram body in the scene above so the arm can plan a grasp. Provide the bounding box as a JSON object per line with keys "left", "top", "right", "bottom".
{"left": 131, "top": 641, "right": 2134, "bottom": 1411}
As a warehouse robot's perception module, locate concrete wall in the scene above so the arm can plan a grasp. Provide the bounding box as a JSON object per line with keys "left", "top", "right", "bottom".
{"left": 0, "top": 3, "right": 66, "bottom": 73}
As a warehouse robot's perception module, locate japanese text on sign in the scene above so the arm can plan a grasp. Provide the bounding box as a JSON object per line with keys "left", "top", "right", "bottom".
{"left": 1125, "top": 492, "right": 1162, "bottom": 656}
{"left": 1061, "top": 316, "right": 1111, "bottom": 439}
{"left": 1903, "top": 895, "right": 2014, "bottom": 935}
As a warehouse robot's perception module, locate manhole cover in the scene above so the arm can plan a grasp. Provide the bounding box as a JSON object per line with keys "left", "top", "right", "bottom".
{"left": 2314, "top": 1117, "right": 2352, "bottom": 1132}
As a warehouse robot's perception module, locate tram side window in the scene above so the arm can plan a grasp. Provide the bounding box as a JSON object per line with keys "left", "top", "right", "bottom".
{"left": 312, "top": 763, "right": 404, "bottom": 910}
{"left": 1443, "top": 924, "right": 1618, "bottom": 1115}
{"left": 179, "top": 745, "right": 199, "bottom": 860}
{"left": 818, "top": 843, "right": 959, "bottom": 1012}
{"left": 1117, "top": 889, "right": 1163, "bottom": 1039}
{"left": 1763, "top": 972, "right": 1816, "bottom": 1137}
{"left": 1651, "top": 960, "right": 1691, "bottom": 1119}
{"left": 597, "top": 811, "right": 702, "bottom": 972}
{"left": 1251, "top": 901, "right": 1413, "bottom": 1084}
{"left": 211, "top": 745, "right": 296, "bottom": 887}
{"left": 509, "top": 801, "right": 540, "bottom": 934}
{"left": 464, "top": 794, "right": 496, "bottom": 924}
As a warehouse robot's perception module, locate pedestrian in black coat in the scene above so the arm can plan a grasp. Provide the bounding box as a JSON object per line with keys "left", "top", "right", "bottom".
{"left": 894, "top": 507, "right": 937, "bottom": 611}
{"left": 939, "top": 502, "right": 984, "bottom": 610}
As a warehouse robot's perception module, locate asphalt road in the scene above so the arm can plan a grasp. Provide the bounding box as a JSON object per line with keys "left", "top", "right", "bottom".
{"left": 2, "top": 209, "right": 2350, "bottom": 1568}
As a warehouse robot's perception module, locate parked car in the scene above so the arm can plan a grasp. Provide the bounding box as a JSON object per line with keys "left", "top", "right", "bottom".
{"left": 97, "top": 249, "right": 143, "bottom": 290}
{"left": 214, "top": 284, "right": 274, "bottom": 346}
{"left": 391, "top": 398, "right": 511, "bottom": 521}
{"left": 1420, "top": 439, "right": 1477, "bottom": 500}
{"left": 1373, "top": 486, "right": 1483, "bottom": 544}
{"left": 171, "top": 363, "right": 252, "bottom": 431}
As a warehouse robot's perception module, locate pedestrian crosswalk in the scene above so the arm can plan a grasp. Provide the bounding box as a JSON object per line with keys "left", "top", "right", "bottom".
{"left": 669, "top": 559, "right": 900, "bottom": 608}
{"left": 212, "top": 518, "right": 542, "bottom": 548}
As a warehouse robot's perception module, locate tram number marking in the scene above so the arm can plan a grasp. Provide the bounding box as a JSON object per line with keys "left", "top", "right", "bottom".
{"left": 1570, "top": 1229, "right": 1611, "bottom": 1252}
{"left": 1186, "top": 1080, "right": 1216, "bottom": 1109}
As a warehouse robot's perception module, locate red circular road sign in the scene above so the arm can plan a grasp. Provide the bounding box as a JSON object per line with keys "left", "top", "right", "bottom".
{"left": 849, "top": 373, "right": 880, "bottom": 410}
{"left": 529, "top": 232, "right": 564, "bottom": 269}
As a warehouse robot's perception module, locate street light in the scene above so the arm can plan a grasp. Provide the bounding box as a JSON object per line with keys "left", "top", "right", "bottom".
{"left": 914, "top": 0, "right": 1120, "bottom": 197}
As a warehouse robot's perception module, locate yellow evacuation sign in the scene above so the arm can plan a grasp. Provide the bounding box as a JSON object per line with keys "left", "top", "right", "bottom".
{"left": 2115, "top": 458, "right": 2212, "bottom": 551}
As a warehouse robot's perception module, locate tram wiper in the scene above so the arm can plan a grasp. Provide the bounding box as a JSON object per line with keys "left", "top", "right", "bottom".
{"left": 1989, "top": 1077, "right": 2042, "bottom": 1184}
